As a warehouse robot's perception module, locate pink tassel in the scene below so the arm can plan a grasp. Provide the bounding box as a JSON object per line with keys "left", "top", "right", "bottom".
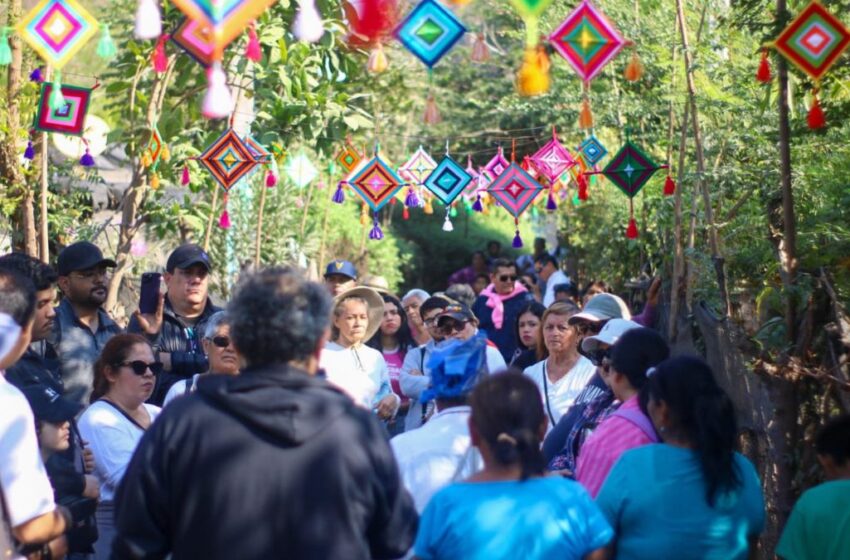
{"left": 265, "top": 168, "right": 277, "bottom": 187}
{"left": 181, "top": 165, "right": 190, "bottom": 186}
{"left": 246, "top": 23, "right": 262, "bottom": 62}
{"left": 202, "top": 63, "right": 234, "bottom": 119}
{"left": 403, "top": 207, "right": 410, "bottom": 220}
{"left": 152, "top": 34, "right": 169, "bottom": 73}
{"left": 219, "top": 209, "right": 231, "bottom": 229}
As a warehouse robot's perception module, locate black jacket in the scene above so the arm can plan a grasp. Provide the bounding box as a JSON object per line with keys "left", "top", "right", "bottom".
{"left": 112, "top": 364, "right": 418, "bottom": 560}
{"left": 128, "top": 296, "right": 220, "bottom": 405}
{"left": 5, "top": 345, "right": 64, "bottom": 395}
{"left": 472, "top": 291, "right": 534, "bottom": 362}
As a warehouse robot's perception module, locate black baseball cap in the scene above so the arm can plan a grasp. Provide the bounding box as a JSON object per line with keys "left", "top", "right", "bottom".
{"left": 166, "top": 244, "right": 212, "bottom": 273}
{"left": 57, "top": 241, "right": 117, "bottom": 276}
{"left": 437, "top": 303, "right": 476, "bottom": 324}
{"left": 21, "top": 385, "right": 83, "bottom": 424}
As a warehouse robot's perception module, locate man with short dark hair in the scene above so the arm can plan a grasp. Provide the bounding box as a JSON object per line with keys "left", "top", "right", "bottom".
{"left": 53, "top": 241, "right": 122, "bottom": 405}
{"left": 129, "top": 243, "right": 221, "bottom": 405}
{"left": 113, "top": 267, "right": 418, "bottom": 559}
{"left": 471, "top": 258, "right": 533, "bottom": 362}
{"left": 323, "top": 259, "right": 357, "bottom": 296}
{"left": 536, "top": 253, "right": 571, "bottom": 307}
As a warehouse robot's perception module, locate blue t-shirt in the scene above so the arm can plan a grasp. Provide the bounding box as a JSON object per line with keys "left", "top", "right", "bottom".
{"left": 415, "top": 477, "right": 613, "bottom": 560}
{"left": 596, "top": 444, "right": 765, "bottom": 560}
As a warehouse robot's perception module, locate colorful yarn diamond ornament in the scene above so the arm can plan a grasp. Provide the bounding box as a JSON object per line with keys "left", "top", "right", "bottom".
{"left": 398, "top": 145, "right": 437, "bottom": 212}
{"left": 587, "top": 139, "right": 667, "bottom": 239}
{"left": 394, "top": 0, "right": 466, "bottom": 124}
{"left": 530, "top": 126, "right": 577, "bottom": 183}
{"left": 33, "top": 82, "right": 91, "bottom": 136}
{"left": 243, "top": 135, "right": 276, "bottom": 186}
{"left": 196, "top": 128, "right": 262, "bottom": 229}
{"left": 483, "top": 146, "right": 510, "bottom": 181}
{"left": 424, "top": 146, "right": 472, "bottom": 231}
{"left": 487, "top": 157, "right": 545, "bottom": 248}
{"left": 140, "top": 122, "right": 171, "bottom": 189}
{"left": 284, "top": 151, "right": 319, "bottom": 188}
{"left": 549, "top": 0, "right": 629, "bottom": 129}
{"left": 760, "top": 1, "right": 850, "bottom": 129}
{"left": 347, "top": 144, "right": 405, "bottom": 240}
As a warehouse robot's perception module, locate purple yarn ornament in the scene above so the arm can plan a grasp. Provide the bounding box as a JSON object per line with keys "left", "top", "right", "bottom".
{"left": 472, "top": 193, "right": 483, "bottom": 212}
{"left": 80, "top": 148, "right": 95, "bottom": 167}
{"left": 332, "top": 182, "right": 345, "bottom": 204}
{"left": 29, "top": 67, "right": 43, "bottom": 82}
{"left": 24, "top": 141, "right": 35, "bottom": 160}
{"left": 404, "top": 187, "right": 420, "bottom": 208}
{"left": 369, "top": 219, "right": 384, "bottom": 240}
{"left": 512, "top": 229, "right": 523, "bottom": 248}
{"left": 546, "top": 191, "right": 557, "bottom": 211}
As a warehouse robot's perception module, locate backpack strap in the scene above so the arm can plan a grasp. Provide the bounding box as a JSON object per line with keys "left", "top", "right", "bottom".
{"left": 612, "top": 407, "right": 659, "bottom": 442}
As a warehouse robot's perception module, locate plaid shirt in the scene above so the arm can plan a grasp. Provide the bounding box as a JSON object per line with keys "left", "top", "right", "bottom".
{"left": 547, "top": 389, "right": 618, "bottom": 473}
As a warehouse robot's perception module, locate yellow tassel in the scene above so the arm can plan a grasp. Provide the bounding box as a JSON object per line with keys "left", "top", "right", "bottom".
{"left": 161, "top": 143, "right": 171, "bottom": 162}
{"left": 517, "top": 46, "right": 550, "bottom": 97}
{"left": 360, "top": 203, "right": 369, "bottom": 225}
{"left": 367, "top": 44, "right": 388, "bottom": 74}
{"left": 624, "top": 50, "right": 644, "bottom": 82}
{"left": 150, "top": 172, "right": 160, "bottom": 190}
{"left": 423, "top": 93, "right": 441, "bottom": 125}
{"left": 141, "top": 152, "right": 151, "bottom": 168}
{"left": 423, "top": 198, "right": 434, "bottom": 215}
{"left": 579, "top": 98, "right": 594, "bottom": 129}
{"left": 471, "top": 33, "right": 490, "bottom": 63}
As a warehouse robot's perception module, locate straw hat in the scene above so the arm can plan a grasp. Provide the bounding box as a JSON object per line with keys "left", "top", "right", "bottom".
{"left": 333, "top": 286, "right": 385, "bottom": 342}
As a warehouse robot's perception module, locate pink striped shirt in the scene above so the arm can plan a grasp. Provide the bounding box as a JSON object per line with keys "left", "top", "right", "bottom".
{"left": 575, "top": 396, "right": 655, "bottom": 498}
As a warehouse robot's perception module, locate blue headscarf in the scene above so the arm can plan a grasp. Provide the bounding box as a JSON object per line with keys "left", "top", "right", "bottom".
{"left": 420, "top": 333, "right": 488, "bottom": 403}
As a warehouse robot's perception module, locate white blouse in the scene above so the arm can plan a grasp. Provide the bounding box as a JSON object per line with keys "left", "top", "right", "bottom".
{"left": 523, "top": 356, "right": 597, "bottom": 429}
{"left": 320, "top": 341, "right": 395, "bottom": 410}
{"left": 77, "top": 400, "right": 161, "bottom": 501}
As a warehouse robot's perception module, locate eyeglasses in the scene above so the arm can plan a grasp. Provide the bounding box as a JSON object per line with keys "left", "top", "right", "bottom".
{"left": 586, "top": 348, "right": 611, "bottom": 367}
{"left": 209, "top": 336, "right": 231, "bottom": 348}
{"left": 574, "top": 321, "right": 604, "bottom": 337}
{"left": 498, "top": 275, "right": 518, "bottom": 282}
{"left": 439, "top": 321, "right": 467, "bottom": 336}
{"left": 423, "top": 316, "right": 442, "bottom": 327}
{"left": 117, "top": 360, "right": 163, "bottom": 376}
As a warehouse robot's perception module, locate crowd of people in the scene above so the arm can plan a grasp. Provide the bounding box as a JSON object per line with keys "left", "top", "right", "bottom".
{"left": 0, "top": 239, "right": 848, "bottom": 559}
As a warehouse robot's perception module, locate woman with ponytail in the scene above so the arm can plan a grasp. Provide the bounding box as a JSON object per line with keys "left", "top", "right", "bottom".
{"left": 413, "top": 372, "right": 612, "bottom": 559}
{"left": 596, "top": 356, "right": 765, "bottom": 559}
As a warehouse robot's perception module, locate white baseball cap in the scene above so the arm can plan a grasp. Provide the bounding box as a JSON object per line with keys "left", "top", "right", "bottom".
{"left": 581, "top": 318, "right": 642, "bottom": 353}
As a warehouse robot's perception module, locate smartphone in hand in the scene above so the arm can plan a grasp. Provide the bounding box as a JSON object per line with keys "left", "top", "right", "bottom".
{"left": 139, "top": 272, "right": 162, "bottom": 314}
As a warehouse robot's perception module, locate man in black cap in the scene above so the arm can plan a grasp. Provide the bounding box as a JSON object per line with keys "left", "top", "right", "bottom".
{"left": 129, "top": 243, "right": 221, "bottom": 405}
{"left": 323, "top": 259, "right": 357, "bottom": 296}
{"left": 53, "top": 241, "right": 122, "bottom": 405}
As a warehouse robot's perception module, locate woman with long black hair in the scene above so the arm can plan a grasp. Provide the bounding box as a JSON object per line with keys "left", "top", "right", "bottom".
{"left": 508, "top": 301, "right": 546, "bottom": 371}
{"left": 596, "top": 356, "right": 765, "bottom": 559}
{"left": 414, "top": 372, "right": 612, "bottom": 559}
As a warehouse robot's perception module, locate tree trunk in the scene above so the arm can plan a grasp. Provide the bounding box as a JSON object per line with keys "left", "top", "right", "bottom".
{"left": 0, "top": 0, "right": 37, "bottom": 255}
{"left": 675, "top": 0, "right": 731, "bottom": 317}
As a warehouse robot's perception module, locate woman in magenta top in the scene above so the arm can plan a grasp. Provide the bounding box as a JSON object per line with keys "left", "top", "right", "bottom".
{"left": 368, "top": 293, "right": 415, "bottom": 436}
{"left": 575, "top": 327, "right": 670, "bottom": 497}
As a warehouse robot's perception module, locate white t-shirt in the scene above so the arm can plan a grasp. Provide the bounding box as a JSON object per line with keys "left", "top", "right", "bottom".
{"left": 163, "top": 374, "right": 202, "bottom": 406}
{"left": 0, "top": 375, "right": 56, "bottom": 530}
{"left": 390, "top": 406, "right": 480, "bottom": 513}
{"left": 77, "top": 400, "right": 161, "bottom": 501}
{"left": 543, "top": 269, "right": 571, "bottom": 307}
{"left": 484, "top": 344, "right": 507, "bottom": 373}
{"left": 320, "top": 342, "right": 395, "bottom": 409}
{"left": 524, "top": 356, "right": 596, "bottom": 429}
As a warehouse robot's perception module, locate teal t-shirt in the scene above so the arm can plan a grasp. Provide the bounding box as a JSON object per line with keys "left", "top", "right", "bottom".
{"left": 596, "top": 444, "right": 765, "bottom": 560}
{"left": 776, "top": 479, "right": 850, "bottom": 560}
{"left": 415, "top": 477, "right": 613, "bottom": 560}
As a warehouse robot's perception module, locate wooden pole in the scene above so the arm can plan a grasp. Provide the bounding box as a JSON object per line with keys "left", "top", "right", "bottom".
{"left": 38, "top": 129, "right": 48, "bottom": 262}
{"left": 253, "top": 184, "right": 266, "bottom": 267}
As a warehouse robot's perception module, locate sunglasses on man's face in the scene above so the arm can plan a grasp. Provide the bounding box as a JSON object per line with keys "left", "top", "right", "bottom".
{"left": 440, "top": 321, "right": 468, "bottom": 335}
{"left": 498, "top": 275, "right": 518, "bottom": 282}
{"left": 118, "top": 360, "right": 163, "bottom": 376}
{"left": 209, "top": 336, "right": 232, "bottom": 348}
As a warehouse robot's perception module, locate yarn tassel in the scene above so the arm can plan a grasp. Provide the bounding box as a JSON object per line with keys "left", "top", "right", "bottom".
{"left": 29, "top": 67, "right": 43, "bottom": 82}
{"left": 626, "top": 200, "right": 638, "bottom": 239}
{"left": 579, "top": 97, "right": 593, "bottom": 129}
{"left": 360, "top": 204, "right": 369, "bottom": 225}
{"left": 332, "top": 181, "right": 345, "bottom": 204}
{"left": 80, "top": 147, "right": 95, "bottom": 167}
{"left": 442, "top": 209, "right": 454, "bottom": 232}
{"left": 577, "top": 174, "right": 588, "bottom": 200}
{"left": 512, "top": 220, "right": 523, "bottom": 248}
{"left": 219, "top": 194, "right": 231, "bottom": 229}
{"left": 624, "top": 50, "right": 643, "bottom": 82}
{"left": 202, "top": 62, "right": 234, "bottom": 119}
{"left": 546, "top": 190, "right": 557, "bottom": 211}
{"left": 402, "top": 207, "right": 410, "bottom": 220}
{"left": 472, "top": 193, "right": 483, "bottom": 212}
{"left": 49, "top": 73, "right": 65, "bottom": 110}
{"left": 471, "top": 32, "right": 490, "bottom": 62}
{"left": 24, "top": 140, "right": 34, "bottom": 160}
{"left": 423, "top": 93, "right": 441, "bottom": 125}
{"left": 152, "top": 34, "right": 168, "bottom": 72}
{"left": 0, "top": 28, "right": 12, "bottom": 65}
{"left": 756, "top": 49, "right": 771, "bottom": 83}
{"left": 265, "top": 168, "right": 277, "bottom": 187}
{"left": 246, "top": 23, "right": 262, "bottom": 61}
{"left": 423, "top": 197, "right": 434, "bottom": 214}
{"left": 808, "top": 90, "right": 825, "bottom": 129}
{"left": 369, "top": 218, "right": 384, "bottom": 240}
{"left": 135, "top": 0, "right": 162, "bottom": 40}
{"left": 293, "top": 0, "right": 324, "bottom": 43}
{"left": 404, "top": 187, "right": 419, "bottom": 207}
{"left": 181, "top": 165, "right": 190, "bottom": 186}
{"left": 367, "top": 43, "right": 388, "bottom": 73}
{"left": 664, "top": 175, "right": 676, "bottom": 196}
{"left": 150, "top": 172, "right": 160, "bottom": 189}
{"left": 97, "top": 24, "right": 117, "bottom": 60}
{"left": 517, "top": 46, "right": 550, "bottom": 96}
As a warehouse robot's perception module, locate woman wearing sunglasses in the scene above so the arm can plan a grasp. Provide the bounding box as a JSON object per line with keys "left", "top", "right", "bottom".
{"left": 162, "top": 311, "right": 239, "bottom": 406}
{"left": 78, "top": 333, "right": 163, "bottom": 560}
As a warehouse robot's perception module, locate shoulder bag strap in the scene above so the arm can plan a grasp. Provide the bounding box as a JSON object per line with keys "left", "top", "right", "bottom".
{"left": 99, "top": 399, "right": 147, "bottom": 432}
{"left": 541, "top": 361, "right": 557, "bottom": 427}
{"left": 612, "top": 408, "right": 659, "bottom": 442}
